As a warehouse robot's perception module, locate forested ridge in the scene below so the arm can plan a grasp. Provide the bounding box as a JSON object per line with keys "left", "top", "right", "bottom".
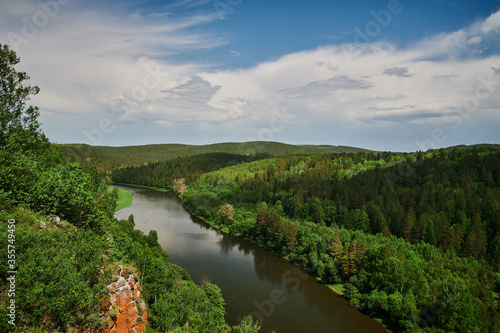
{"left": 113, "top": 146, "right": 500, "bottom": 332}
{"left": 0, "top": 44, "right": 258, "bottom": 333}
{"left": 112, "top": 152, "right": 272, "bottom": 187}
{"left": 60, "top": 141, "right": 372, "bottom": 172}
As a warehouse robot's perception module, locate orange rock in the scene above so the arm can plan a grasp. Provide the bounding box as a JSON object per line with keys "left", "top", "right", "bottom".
{"left": 104, "top": 274, "right": 148, "bottom": 333}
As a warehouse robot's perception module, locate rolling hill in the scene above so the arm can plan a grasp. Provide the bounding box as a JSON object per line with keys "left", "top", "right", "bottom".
{"left": 59, "top": 141, "right": 374, "bottom": 171}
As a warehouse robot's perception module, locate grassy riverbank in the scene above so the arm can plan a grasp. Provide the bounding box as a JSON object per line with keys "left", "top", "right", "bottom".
{"left": 113, "top": 186, "right": 134, "bottom": 211}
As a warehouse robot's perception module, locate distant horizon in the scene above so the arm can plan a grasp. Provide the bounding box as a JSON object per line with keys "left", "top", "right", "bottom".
{"left": 54, "top": 140, "right": 500, "bottom": 153}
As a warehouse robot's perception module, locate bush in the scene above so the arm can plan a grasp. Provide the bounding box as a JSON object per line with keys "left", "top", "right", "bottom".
{"left": 231, "top": 315, "right": 261, "bottom": 333}
{"left": 0, "top": 208, "right": 107, "bottom": 330}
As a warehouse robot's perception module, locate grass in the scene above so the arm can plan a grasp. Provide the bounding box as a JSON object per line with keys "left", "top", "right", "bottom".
{"left": 114, "top": 187, "right": 133, "bottom": 212}
{"left": 326, "top": 284, "right": 346, "bottom": 296}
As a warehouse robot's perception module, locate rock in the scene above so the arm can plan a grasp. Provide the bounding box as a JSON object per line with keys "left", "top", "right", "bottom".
{"left": 115, "top": 276, "right": 127, "bottom": 289}
{"left": 104, "top": 271, "right": 147, "bottom": 333}
{"left": 52, "top": 215, "right": 62, "bottom": 226}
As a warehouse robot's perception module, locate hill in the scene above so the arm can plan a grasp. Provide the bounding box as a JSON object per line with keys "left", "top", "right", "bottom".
{"left": 59, "top": 141, "right": 373, "bottom": 171}
{"left": 443, "top": 143, "right": 500, "bottom": 151}
{"left": 158, "top": 147, "right": 500, "bottom": 333}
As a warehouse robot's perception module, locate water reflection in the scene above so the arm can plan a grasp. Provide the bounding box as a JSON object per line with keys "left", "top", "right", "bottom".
{"left": 217, "top": 233, "right": 243, "bottom": 254}
{"left": 178, "top": 233, "right": 209, "bottom": 240}
{"left": 187, "top": 215, "right": 211, "bottom": 231}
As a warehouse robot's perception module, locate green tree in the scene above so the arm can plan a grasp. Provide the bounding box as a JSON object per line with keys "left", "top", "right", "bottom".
{"left": 0, "top": 44, "right": 58, "bottom": 204}
{"left": 464, "top": 214, "right": 487, "bottom": 259}
{"left": 436, "top": 278, "right": 480, "bottom": 333}
{"left": 352, "top": 209, "right": 370, "bottom": 233}
{"left": 403, "top": 207, "right": 416, "bottom": 242}
{"left": 0, "top": 43, "right": 48, "bottom": 152}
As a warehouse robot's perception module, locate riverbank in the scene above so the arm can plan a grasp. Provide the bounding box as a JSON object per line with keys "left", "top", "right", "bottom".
{"left": 195, "top": 208, "right": 390, "bottom": 332}
{"left": 116, "top": 184, "right": 387, "bottom": 331}
{"left": 113, "top": 186, "right": 134, "bottom": 211}
{"left": 114, "top": 184, "right": 386, "bottom": 332}
{"left": 176, "top": 191, "right": 390, "bottom": 332}
{"left": 113, "top": 183, "right": 391, "bottom": 332}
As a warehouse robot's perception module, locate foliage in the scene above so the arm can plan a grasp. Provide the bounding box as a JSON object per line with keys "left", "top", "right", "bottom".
{"left": 114, "top": 147, "right": 500, "bottom": 333}
{"left": 218, "top": 203, "right": 235, "bottom": 223}
{"left": 110, "top": 216, "right": 229, "bottom": 332}
{"left": 0, "top": 149, "right": 117, "bottom": 232}
{"left": 112, "top": 152, "right": 273, "bottom": 189}
{"left": 0, "top": 207, "right": 108, "bottom": 331}
{"left": 172, "top": 178, "right": 187, "bottom": 195}
{"left": 231, "top": 315, "right": 261, "bottom": 333}
{"left": 0, "top": 44, "right": 48, "bottom": 152}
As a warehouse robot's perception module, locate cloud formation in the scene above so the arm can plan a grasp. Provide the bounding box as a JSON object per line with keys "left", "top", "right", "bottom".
{"left": 0, "top": 1, "right": 499, "bottom": 150}
{"left": 282, "top": 76, "right": 373, "bottom": 99}
{"left": 480, "top": 10, "right": 500, "bottom": 34}
{"left": 383, "top": 67, "right": 412, "bottom": 77}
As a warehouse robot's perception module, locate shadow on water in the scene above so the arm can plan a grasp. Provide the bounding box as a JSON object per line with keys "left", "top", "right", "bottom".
{"left": 178, "top": 232, "right": 209, "bottom": 240}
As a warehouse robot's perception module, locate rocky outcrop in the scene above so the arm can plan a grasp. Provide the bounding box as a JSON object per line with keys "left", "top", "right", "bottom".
{"left": 104, "top": 265, "right": 148, "bottom": 333}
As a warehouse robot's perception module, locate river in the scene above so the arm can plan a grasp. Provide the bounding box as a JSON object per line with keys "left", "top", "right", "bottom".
{"left": 114, "top": 185, "right": 386, "bottom": 333}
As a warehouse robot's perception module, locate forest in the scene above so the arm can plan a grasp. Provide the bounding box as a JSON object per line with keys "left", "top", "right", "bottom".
{"left": 60, "top": 141, "right": 371, "bottom": 172}
{"left": 111, "top": 146, "right": 500, "bottom": 332}
{"left": 0, "top": 44, "right": 258, "bottom": 332}
{"left": 112, "top": 152, "right": 272, "bottom": 186}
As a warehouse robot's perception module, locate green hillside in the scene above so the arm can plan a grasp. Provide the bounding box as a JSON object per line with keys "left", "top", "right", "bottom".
{"left": 114, "top": 146, "right": 500, "bottom": 333}
{"left": 177, "top": 147, "right": 500, "bottom": 333}
{"left": 59, "top": 142, "right": 373, "bottom": 171}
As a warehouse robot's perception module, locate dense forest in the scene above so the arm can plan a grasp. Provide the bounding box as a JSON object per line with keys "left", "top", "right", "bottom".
{"left": 112, "top": 152, "right": 272, "bottom": 187}
{"left": 0, "top": 44, "right": 259, "bottom": 332}
{"left": 60, "top": 142, "right": 371, "bottom": 172}
{"left": 112, "top": 146, "right": 500, "bottom": 332}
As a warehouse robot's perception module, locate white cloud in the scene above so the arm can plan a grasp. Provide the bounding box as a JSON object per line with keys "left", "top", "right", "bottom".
{"left": 0, "top": 2, "right": 499, "bottom": 149}
{"left": 466, "top": 36, "right": 482, "bottom": 45}
{"left": 281, "top": 76, "right": 373, "bottom": 98}
{"left": 481, "top": 10, "right": 500, "bottom": 34}
{"left": 0, "top": 0, "right": 228, "bottom": 143}
{"left": 198, "top": 11, "right": 500, "bottom": 132}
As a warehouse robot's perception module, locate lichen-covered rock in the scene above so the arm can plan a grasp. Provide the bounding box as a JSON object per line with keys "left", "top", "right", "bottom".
{"left": 103, "top": 268, "right": 148, "bottom": 333}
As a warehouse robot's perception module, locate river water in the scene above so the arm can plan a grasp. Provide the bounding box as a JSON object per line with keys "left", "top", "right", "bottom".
{"left": 114, "top": 185, "right": 385, "bottom": 333}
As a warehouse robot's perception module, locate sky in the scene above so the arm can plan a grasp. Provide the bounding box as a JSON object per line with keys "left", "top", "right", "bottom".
{"left": 1, "top": 0, "right": 500, "bottom": 152}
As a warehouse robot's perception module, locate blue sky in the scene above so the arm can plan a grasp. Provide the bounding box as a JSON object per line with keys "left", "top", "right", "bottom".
{"left": 1, "top": 0, "right": 500, "bottom": 151}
